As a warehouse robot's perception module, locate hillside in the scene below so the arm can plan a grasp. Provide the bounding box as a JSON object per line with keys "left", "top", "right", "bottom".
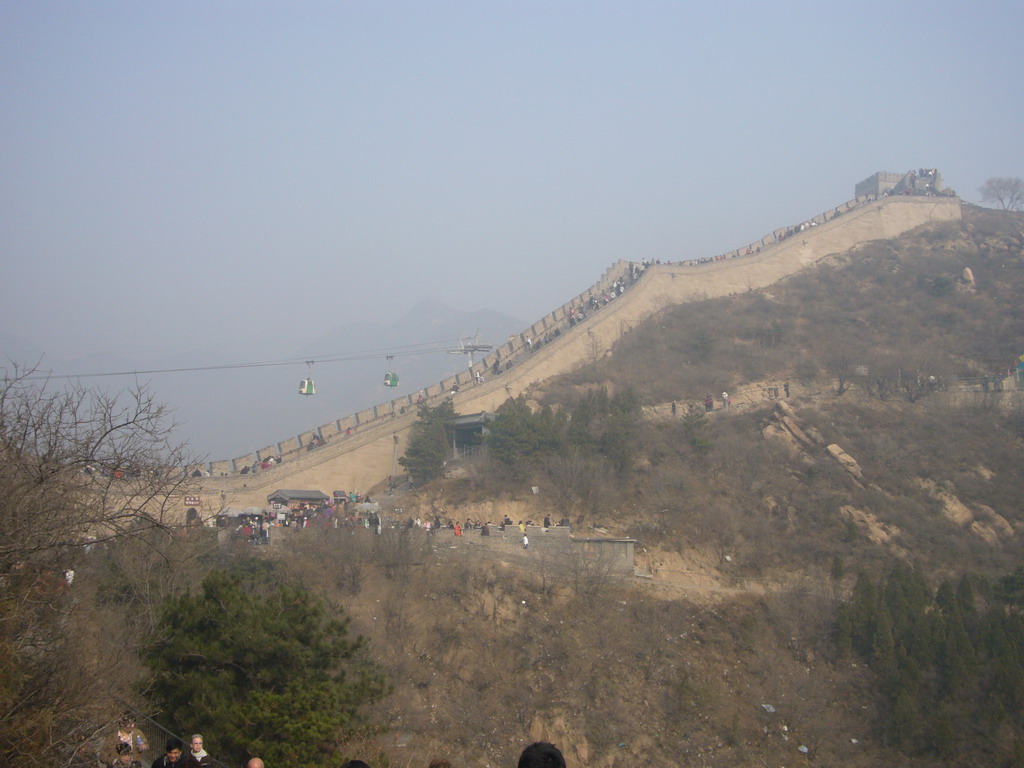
{"left": 514, "top": 204, "right": 1024, "bottom": 581}
{"left": 330, "top": 203, "right": 1024, "bottom": 767}
{"left": 550, "top": 204, "right": 1022, "bottom": 406}
{"left": 9, "top": 205, "right": 1024, "bottom": 768}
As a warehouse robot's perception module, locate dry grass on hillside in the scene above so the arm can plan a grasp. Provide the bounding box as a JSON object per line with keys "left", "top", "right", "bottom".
{"left": 300, "top": 205, "right": 1024, "bottom": 766}
{"left": 269, "top": 529, "right": 893, "bottom": 768}
{"left": 512, "top": 205, "right": 1024, "bottom": 585}
{"left": 67, "top": 207, "right": 1024, "bottom": 768}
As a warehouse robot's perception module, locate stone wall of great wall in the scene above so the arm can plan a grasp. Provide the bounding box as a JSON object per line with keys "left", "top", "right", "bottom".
{"left": 193, "top": 192, "right": 963, "bottom": 509}
{"left": 204, "top": 256, "right": 637, "bottom": 477}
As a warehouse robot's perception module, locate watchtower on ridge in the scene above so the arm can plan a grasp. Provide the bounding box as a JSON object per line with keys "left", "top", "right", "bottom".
{"left": 855, "top": 168, "right": 950, "bottom": 198}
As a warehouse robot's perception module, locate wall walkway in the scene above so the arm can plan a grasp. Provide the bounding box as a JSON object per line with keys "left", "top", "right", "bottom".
{"left": 192, "top": 194, "right": 961, "bottom": 509}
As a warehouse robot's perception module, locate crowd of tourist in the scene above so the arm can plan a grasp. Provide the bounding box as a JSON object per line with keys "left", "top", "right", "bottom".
{"left": 221, "top": 491, "right": 387, "bottom": 539}
{"left": 407, "top": 513, "right": 567, "bottom": 536}
{"left": 99, "top": 705, "right": 566, "bottom": 768}
{"left": 221, "top": 502, "right": 572, "bottom": 545}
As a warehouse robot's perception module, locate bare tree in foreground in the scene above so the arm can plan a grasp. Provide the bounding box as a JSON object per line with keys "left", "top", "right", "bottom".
{"left": 0, "top": 365, "right": 197, "bottom": 767}
{"left": 979, "top": 177, "right": 1024, "bottom": 211}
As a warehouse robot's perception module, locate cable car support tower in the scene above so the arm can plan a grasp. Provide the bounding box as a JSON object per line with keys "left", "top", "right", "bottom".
{"left": 447, "top": 331, "right": 493, "bottom": 369}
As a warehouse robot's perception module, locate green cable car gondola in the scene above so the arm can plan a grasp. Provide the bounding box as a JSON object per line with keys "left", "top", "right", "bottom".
{"left": 384, "top": 371, "right": 399, "bottom": 387}
{"left": 300, "top": 361, "right": 316, "bottom": 396}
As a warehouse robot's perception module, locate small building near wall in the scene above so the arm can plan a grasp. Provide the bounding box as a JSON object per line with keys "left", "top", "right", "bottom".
{"left": 571, "top": 536, "right": 637, "bottom": 574}
{"left": 447, "top": 411, "right": 496, "bottom": 459}
{"left": 266, "top": 489, "right": 330, "bottom": 508}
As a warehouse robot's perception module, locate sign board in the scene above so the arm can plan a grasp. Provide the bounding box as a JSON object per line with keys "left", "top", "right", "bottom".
{"left": 184, "top": 495, "right": 201, "bottom": 506}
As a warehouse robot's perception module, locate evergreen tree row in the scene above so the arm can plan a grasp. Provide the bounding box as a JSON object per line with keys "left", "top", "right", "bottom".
{"left": 486, "top": 388, "right": 641, "bottom": 476}
{"left": 833, "top": 564, "right": 1024, "bottom": 762}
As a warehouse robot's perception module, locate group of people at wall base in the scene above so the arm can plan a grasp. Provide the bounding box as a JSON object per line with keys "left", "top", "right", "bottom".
{"left": 415, "top": 513, "right": 565, "bottom": 537}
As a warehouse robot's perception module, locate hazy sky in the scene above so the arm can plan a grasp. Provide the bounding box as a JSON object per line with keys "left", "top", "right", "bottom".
{"left": 2, "top": 2, "right": 1022, "bottom": 454}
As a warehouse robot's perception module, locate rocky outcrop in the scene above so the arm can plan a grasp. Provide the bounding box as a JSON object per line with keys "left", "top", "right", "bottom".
{"left": 840, "top": 505, "right": 906, "bottom": 558}
{"left": 764, "top": 402, "right": 863, "bottom": 479}
{"left": 914, "top": 478, "right": 1016, "bottom": 544}
{"left": 826, "top": 443, "right": 863, "bottom": 478}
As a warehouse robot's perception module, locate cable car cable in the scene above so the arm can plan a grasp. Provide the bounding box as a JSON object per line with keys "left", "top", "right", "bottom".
{"left": 16, "top": 339, "right": 473, "bottom": 382}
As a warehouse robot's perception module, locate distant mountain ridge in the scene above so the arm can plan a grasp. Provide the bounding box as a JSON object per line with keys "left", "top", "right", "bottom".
{"left": 306, "top": 299, "right": 520, "bottom": 354}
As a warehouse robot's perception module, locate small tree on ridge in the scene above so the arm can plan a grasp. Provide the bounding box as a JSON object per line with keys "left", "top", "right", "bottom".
{"left": 979, "top": 177, "right": 1024, "bottom": 211}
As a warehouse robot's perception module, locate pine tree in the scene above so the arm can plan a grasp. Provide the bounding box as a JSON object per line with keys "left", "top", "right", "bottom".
{"left": 600, "top": 389, "right": 641, "bottom": 474}
{"left": 567, "top": 391, "right": 600, "bottom": 450}
{"left": 846, "top": 572, "right": 879, "bottom": 658}
{"left": 486, "top": 396, "right": 565, "bottom": 471}
{"left": 142, "top": 569, "right": 388, "bottom": 768}
{"left": 399, "top": 400, "right": 456, "bottom": 482}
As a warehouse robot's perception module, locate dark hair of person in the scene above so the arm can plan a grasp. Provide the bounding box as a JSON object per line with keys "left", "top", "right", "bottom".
{"left": 116, "top": 743, "right": 132, "bottom": 756}
{"left": 341, "top": 761, "right": 372, "bottom": 768}
{"left": 517, "top": 742, "right": 566, "bottom": 768}
{"left": 429, "top": 761, "right": 452, "bottom": 768}
{"left": 165, "top": 737, "right": 186, "bottom": 753}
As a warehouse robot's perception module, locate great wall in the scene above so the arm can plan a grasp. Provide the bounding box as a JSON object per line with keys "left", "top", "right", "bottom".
{"left": 190, "top": 185, "right": 962, "bottom": 511}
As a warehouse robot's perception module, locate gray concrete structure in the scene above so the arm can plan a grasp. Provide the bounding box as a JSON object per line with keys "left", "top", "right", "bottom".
{"left": 855, "top": 171, "right": 905, "bottom": 198}
{"left": 856, "top": 168, "right": 949, "bottom": 198}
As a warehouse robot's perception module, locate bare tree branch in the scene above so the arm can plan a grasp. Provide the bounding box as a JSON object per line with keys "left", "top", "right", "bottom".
{"left": 979, "top": 177, "right": 1024, "bottom": 211}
